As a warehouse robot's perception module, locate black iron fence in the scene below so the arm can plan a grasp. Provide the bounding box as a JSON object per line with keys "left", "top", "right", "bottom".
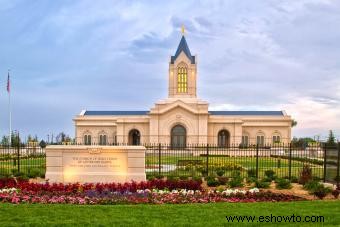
{"left": 145, "top": 143, "right": 339, "bottom": 183}
{"left": 0, "top": 143, "right": 339, "bottom": 185}
{"left": 0, "top": 145, "right": 45, "bottom": 178}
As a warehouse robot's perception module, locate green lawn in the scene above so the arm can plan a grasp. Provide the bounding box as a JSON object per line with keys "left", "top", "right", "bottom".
{"left": 146, "top": 155, "right": 324, "bottom": 179}
{"left": 0, "top": 201, "right": 339, "bottom": 226}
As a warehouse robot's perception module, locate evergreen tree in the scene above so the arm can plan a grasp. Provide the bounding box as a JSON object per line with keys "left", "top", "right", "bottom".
{"left": 327, "top": 130, "right": 336, "bottom": 146}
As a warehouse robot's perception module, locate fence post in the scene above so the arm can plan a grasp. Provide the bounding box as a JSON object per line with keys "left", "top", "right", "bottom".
{"left": 206, "top": 144, "right": 209, "bottom": 177}
{"left": 256, "top": 144, "right": 259, "bottom": 179}
{"left": 288, "top": 143, "right": 292, "bottom": 180}
{"left": 17, "top": 141, "right": 20, "bottom": 173}
{"left": 323, "top": 144, "right": 327, "bottom": 183}
{"left": 337, "top": 142, "right": 340, "bottom": 188}
{"left": 158, "top": 143, "right": 161, "bottom": 177}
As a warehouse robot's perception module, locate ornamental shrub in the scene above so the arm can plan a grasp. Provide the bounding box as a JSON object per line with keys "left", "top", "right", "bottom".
{"left": 313, "top": 184, "right": 332, "bottom": 200}
{"left": 206, "top": 176, "right": 219, "bottom": 187}
{"left": 298, "top": 164, "right": 312, "bottom": 185}
{"left": 275, "top": 178, "right": 292, "bottom": 189}
{"left": 264, "top": 170, "right": 276, "bottom": 181}
{"left": 303, "top": 180, "right": 321, "bottom": 193}
{"left": 290, "top": 176, "right": 298, "bottom": 183}
{"left": 216, "top": 168, "right": 225, "bottom": 177}
{"left": 247, "top": 168, "right": 256, "bottom": 178}
{"left": 255, "top": 180, "right": 270, "bottom": 189}
{"left": 27, "top": 168, "right": 41, "bottom": 179}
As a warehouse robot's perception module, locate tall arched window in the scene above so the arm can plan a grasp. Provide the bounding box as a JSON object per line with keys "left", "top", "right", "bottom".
{"left": 171, "top": 125, "right": 186, "bottom": 149}
{"left": 129, "top": 129, "right": 140, "bottom": 145}
{"left": 218, "top": 130, "right": 230, "bottom": 147}
{"left": 256, "top": 133, "right": 265, "bottom": 147}
{"left": 99, "top": 134, "right": 107, "bottom": 145}
{"left": 177, "top": 67, "right": 187, "bottom": 93}
{"left": 84, "top": 134, "right": 91, "bottom": 145}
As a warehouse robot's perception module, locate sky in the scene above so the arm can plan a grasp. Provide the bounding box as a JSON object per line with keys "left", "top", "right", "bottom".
{"left": 0, "top": 0, "right": 339, "bottom": 141}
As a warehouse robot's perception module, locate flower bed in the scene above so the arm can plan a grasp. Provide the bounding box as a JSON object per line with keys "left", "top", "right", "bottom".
{"left": 0, "top": 178, "right": 304, "bottom": 205}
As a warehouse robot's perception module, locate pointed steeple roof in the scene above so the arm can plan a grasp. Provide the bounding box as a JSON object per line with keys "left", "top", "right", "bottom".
{"left": 171, "top": 35, "right": 195, "bottom": 64}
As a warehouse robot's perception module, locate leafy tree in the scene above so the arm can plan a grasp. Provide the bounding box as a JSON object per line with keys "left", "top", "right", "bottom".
{"left": 10, "top": 131, "right": 21, "bottom": 147}
{"left": 291, "top": 137, "right": 315, "bottom": 148}
{"left": 56, "top": 132, "right": 72, "bottom": 143}
{"left": 291, "top": 119, "right": 297, "bottom": 127}
{"left": 327, "top": 130, "right": 336, "bottom": 146}
{"left": 39, "top": 140, "right": 47, "bottom": 148}
{"left": 1, "top": 136, "right": 9, "bottom": 146}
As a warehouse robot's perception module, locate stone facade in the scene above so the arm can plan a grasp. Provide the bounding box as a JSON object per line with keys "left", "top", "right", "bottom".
{"left": 74, "top": 33, "right": 292, "bottom": 146}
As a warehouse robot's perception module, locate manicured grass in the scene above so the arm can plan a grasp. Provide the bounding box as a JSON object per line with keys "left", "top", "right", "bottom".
{"left": 0, "top": 201, "right": 339, "bottom": 226}
{"left": 146, "top": 155, "right": 324, "bottom": 179}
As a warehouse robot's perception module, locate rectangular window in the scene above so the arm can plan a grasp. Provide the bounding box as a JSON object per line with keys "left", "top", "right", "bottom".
{"left": 242, "top": 135, "right": 249, "bottom": 146}
{"left": 273, "top": 136, "right": 280, "bottom": 144}
{"left": 256, "top": 135, "right": 264, "bottom": 147}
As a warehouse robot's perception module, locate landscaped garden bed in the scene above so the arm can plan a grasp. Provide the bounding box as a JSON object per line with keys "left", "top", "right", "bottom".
{"left": 0, "top": 178, "right": 305, "bottom": 205}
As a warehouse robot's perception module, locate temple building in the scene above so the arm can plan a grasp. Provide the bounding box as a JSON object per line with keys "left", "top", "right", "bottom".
{"left": 74, "top": 29, "right": 292, "bottom": 147}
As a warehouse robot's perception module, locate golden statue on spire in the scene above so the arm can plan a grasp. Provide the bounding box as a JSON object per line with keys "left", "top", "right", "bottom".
{"left": 181, "top": 25, "right": 185, "bottom": 35}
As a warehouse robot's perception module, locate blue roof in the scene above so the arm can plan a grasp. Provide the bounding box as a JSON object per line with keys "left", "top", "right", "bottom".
{"left": 84, "top": 111, "right": 149, "bottom": 116}
{"left": 84, "top": 110, "right": 284, "bottom": 116}
{"left": 171, "top": 36, "right": 195, "bottom": 64}
{"left": 209, "top": 111, "right": 284, "bottom": 116}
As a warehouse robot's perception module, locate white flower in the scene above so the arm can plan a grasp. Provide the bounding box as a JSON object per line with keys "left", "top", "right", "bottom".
{"left": 249, "top": 188, "right": 259, "bottom": 193}
{"left": 0, "top": 188, "right": 18, "bottom": 194}
{"left": 172, "top": 190, "right": 178, "bottom": 194}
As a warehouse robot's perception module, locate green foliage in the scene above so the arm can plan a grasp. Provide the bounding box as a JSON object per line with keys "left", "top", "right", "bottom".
{"left": 179, "top": 176, "right": 188, "bottom": 180}
{"left": 291, "top": 137, "right": 316, "bottom": 148}
{"left": 290, "top": 176, "right": 298, "bottom": 183}
{"left": 228, "top": 171, "right": 243, "bottom": 188}
{"left": 255, "top": 180, "right": 270, "bottom": 189}
{"left": 11, "top": 169, "right": 25, "bottom": 177}
{"left": 303, "top": 180, "right": 321, "bottom": 192}
{"left": 327, "top": 130, "right": 336, "bottom": 146}
{"left": 299, "top": 164, "right": 312, "bottom": 185}
{"left": 206, "top": 176, "right": 219, "bottom": 187}
{"left": 39, "top": 140, "right": 47, "bottom": 148}
{"left": 291, "top": 119, "right": 298, "bottom": 127}
{"left": 275, "top": 178, "right": 292, "bottom": 189}
{"left": 264, "top": 170, "right": 276, "bottom": 181}
{"left": 215, "top": 168, "right": 224, "bottom": 177}
{"left": 313, "top": 184, "right": 332, "bottom": 200}
{"left": 247, "top": 168, "right": 256, "bottom": 178}
{"left": 27, "top": 168, "right": 43, "bottom": 179}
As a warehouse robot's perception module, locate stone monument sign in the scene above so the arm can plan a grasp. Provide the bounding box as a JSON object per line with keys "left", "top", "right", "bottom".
{"left": 45, "top": 145, "right": 146, "bottom": 183}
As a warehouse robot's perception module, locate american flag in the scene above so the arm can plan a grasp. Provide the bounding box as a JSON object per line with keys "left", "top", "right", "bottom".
{"left": 7, "top": 72, "right": 10, "bottom": 93}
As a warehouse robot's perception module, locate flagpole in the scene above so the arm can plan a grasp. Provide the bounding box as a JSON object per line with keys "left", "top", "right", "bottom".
{"left": 8, "top": 70, "right": 12, "bottom": 146}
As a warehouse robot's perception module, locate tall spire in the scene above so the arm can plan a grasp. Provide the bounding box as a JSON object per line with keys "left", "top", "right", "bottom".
{"left": 170, "top": 26, "right": 195, "bottom": 64}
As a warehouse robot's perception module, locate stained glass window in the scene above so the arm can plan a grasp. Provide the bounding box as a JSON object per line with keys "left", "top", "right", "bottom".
{"left": 177, "top": 67, "right": 187, "bottom": 93}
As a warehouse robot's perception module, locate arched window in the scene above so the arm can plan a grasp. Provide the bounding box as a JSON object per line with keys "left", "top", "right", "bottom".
{"left": 256, "top": 133, "right": 265, "bottom": 147}
{"left": 84, "top": 134, "right": 91, "bottom": 145}
{"left": 218, "top": 130, "right": 230, "bottom": 147}
{"left": 272, "top": 134, "right": 281, "bottom": 144}
{"left": 241, "top": 134, "right": 249, "bottom": 147}
{"left": 129, "top": 129, "right": 140, "bottom": 145}
{"left": 99, "top": 134, "right": 107, "bottom": 145}
{"left": 171, "top": 125, "right": 186, "bottom": 149}
{"left": 177, "top": 67, "right": 187, "bottom": 93}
